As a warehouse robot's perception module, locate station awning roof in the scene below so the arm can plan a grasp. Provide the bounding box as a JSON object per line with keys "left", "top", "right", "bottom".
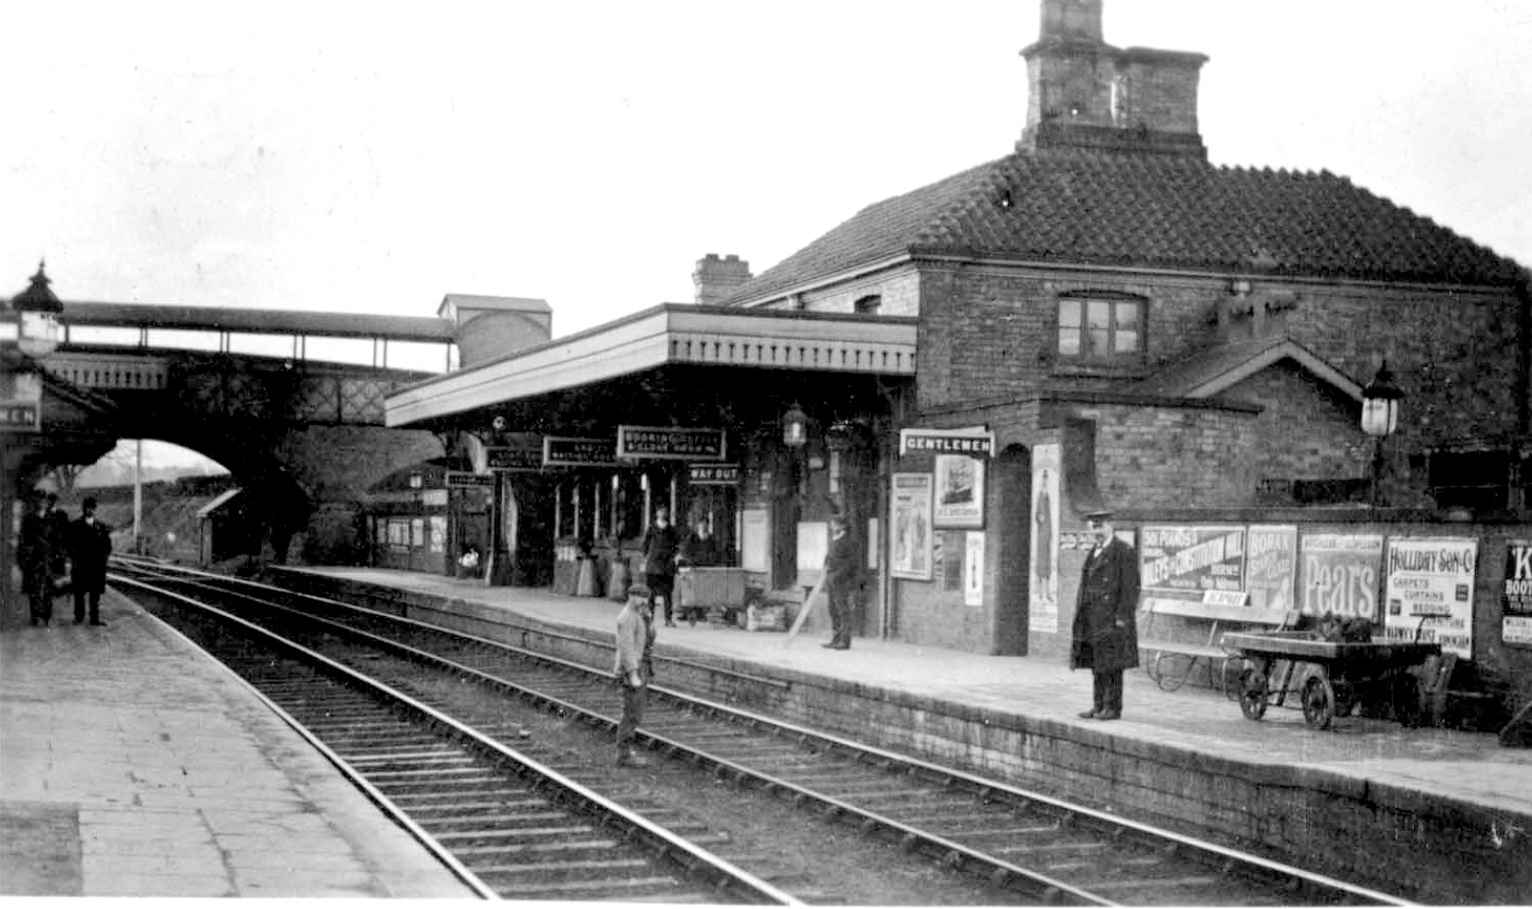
{"left": 384, "top": 304, "right": 918, "bottom": 429}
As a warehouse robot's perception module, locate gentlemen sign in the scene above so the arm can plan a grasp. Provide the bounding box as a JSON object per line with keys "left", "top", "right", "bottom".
{"left": 1, "top": 370, "right": 41, "bottom": 432}
{"left": 689, "top": 463, "right": 740, "bottom": 485}
{"left": 543, "top": 436, "right": 618, "bottom": 468}
{"left": 1, "top": 401, "right": 39, "bottom": 431}
{"left": 617, "top": 426, "right": 726, "bottom": 461}
{"left": 899, "top": 427, "right": 994, "bottom": 457}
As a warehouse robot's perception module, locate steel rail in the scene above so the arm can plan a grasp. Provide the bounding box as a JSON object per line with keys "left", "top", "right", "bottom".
{"left": 111, "top": 571, "right": 802, "bottom": 907}
{"left": 140, "top": 571, "right": 1106, "bottom": 905}
{"left": 116, "top": 560, "right": 1416, "bottom": 906}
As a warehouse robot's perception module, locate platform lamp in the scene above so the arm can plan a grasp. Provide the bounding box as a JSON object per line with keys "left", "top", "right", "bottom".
{"left": 12, "top": 260, "right": 63, "bottom": 359}
{"left": 782, "top": 401, "right": 808, "bottom": 449}
{"left": 1361, "top": 361, "right": 1404, "bottom": 507}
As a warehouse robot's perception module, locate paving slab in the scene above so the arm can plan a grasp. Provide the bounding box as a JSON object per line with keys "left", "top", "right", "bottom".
{"left": 0, "top": 589, "right": 477, "bottom": 898}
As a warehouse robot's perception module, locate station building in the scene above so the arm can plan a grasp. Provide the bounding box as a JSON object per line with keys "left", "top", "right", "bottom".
{"left": 385, "top": 1, "right": 1531, "bottom": 703}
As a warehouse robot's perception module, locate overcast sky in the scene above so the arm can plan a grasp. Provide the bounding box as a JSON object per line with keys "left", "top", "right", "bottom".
{"left": 5, "top": 0, "right": 1529, "bottom": 348}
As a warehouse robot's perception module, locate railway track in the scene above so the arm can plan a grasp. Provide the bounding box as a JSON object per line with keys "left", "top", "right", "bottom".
{"left": 110, "top": 569, "right": 798, "bottom": 904}
{"left": 112, "top": 559, "right": 1417, "bottom": 906}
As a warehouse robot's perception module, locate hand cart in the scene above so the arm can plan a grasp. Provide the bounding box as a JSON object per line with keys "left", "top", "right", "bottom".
{"left": 1223, "top": 630, "right": 1441, "bottom": 730}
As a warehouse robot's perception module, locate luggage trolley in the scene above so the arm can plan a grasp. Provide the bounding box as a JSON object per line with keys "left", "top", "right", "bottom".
{"left": 1225, "top": 625, "right": 1442, "bottom": 730}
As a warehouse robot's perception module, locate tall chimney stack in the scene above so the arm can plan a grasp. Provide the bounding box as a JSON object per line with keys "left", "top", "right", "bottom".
{"left": 693, "top": 253, "right": 752, "bottom": 305}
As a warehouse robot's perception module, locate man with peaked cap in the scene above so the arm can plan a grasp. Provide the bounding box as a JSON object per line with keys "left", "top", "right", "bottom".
{"left": 1070, "top": 509, "right": 1140, "bottom": 720}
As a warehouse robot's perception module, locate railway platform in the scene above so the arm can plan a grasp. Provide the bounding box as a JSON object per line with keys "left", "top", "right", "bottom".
{"left": 0, "top": 588, "right": 477, "bottom": 898}
{"left": 278, "top": 566, "right": 1532, "bottom": 902}
{"left": 6, "top": 564, "right": 1531, "bottom": 901}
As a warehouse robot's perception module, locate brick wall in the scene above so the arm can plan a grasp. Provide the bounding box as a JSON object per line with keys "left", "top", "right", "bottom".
{"left": 915, "top": 263, "right": 1524, "bottom": 508}
{"left": 1221, "top": 361, "right": 1373, "bottom": 484}
{"left": 274, "top": 425, "right": 443, "bottom": 562}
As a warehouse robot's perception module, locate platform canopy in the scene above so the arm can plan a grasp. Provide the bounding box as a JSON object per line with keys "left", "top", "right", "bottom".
{"left": 384, "top": 303, "right": 917, "bottom": 429}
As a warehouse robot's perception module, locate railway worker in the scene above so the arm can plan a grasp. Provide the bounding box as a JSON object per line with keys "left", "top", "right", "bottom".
{"left": 639, "top": 505, "right": 682, "bottom": 628}
{"left": 19, "top": 491, "right": 55, "bottom": 627}
{"left": 613, "top": 584, "right": 656, "bottom": 767}
{"left": 67, "top": 496, "right": 113, "bottom": 627}
{"left": 1070, "top": 509, "right": 1140, "bottom": 721}
{"left": 821, "top": 514, "right": 859, "bottom": 650}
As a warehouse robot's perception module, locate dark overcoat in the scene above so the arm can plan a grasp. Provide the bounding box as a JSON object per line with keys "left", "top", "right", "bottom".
{"left": 1069, "top": 536, "right": 1141, "bottom": 672}
{"left": 640, "top": 524, "right": 681, "bottom": 578}
{"left": 68, "top": 518, "right": 113, "bottom": 595}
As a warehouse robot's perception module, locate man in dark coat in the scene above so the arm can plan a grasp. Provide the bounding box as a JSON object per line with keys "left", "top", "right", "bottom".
{"left": 640, "top": 505, "right": 681, "bottom": 628}
{"left": 1070, "top": 510, "right": 1140, "bottom": 720}
{"left": 68, "top": 496, "right": 113, "bottom": 626}
{"left": 822, "top": 514, "right": 859, "bottom": 650}
{"left": 19, "top": 492, "right": 54, "bottom": 626}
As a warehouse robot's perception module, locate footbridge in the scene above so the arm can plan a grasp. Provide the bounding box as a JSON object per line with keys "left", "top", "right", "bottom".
{"left": 4, "top": 286, "right": 463, "bottom": 571}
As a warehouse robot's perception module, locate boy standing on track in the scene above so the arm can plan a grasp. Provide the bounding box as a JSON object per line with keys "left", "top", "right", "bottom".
{"left": 613, "top": 585, "right": 656, "bottom": 768}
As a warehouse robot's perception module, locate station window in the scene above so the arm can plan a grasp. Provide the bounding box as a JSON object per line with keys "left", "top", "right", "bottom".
{"left": 1057, "top": 295, "right": 1144, "bottom": 360}
{"left": 854, "top": 294, "right": 882, "bottom": 315}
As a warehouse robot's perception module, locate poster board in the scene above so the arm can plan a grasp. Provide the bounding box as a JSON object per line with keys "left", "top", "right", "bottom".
{"left": 1382, "top": 537, "right": 1477, "bottom": 659}
{"left": 964, "top": 532, "right": 985, "bottom": 607}
{"left": 797, "top": 520, "right": 828, "bottom": 583}
{"left": 1298, "top": 532, "right": 1383, "bottom": 621}
{"left": 1244, "top": 525, "right": 1298, "bottom": 617}
{"left": 740, "top": 508, "right": 769, "bottom": 573}
{"left": 1138, "top": 525, "right": 1246, "bottom": 616}
{"left": 933, "top": 454, "right": 984, "bottom": 528}
{"left": 1504, "top": 539, "right": 1532, "bottom": 647}
{"left": 1028, "top": 444, "right": 1060, "bottom": 633}
{"left": 890, "top": 473, "right": 933, "bottom": 580}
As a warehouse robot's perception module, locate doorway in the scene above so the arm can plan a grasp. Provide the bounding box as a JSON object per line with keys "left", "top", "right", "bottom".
{"left": 993, "top": 444, "right": 1032, "bottom": 655}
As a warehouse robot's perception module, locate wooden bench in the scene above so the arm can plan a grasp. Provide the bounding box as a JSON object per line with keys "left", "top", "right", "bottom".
{"left": 1138, "top": 596, "right": 1297, "bottom": 694}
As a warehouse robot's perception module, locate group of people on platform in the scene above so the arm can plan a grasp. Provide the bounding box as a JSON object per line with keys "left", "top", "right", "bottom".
{"left": 614, "top": 502, "right": 1139, "bottom": 769}
{"left": 17, "top": 492, "right": 113, "bottom": 628}
{"left": 614, "top": 503, "right": 864, "bottom": 767}
{"left": 635, "top": 504, "right": 724, "bottom": 628}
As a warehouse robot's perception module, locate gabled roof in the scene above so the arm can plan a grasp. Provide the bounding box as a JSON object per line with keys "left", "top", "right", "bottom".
{"left": 727, "top": 149, "right": 1525, "bottom": 304}
{"left": 1132, "top": 335, "right": 1361, "bottom": 402}
{"left": 195, "top": 487, "right": 243, "bottom": 520}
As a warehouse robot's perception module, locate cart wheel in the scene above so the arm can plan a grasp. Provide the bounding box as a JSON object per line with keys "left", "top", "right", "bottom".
{"left": 1301, "top": 674, "right": 1336, "bottom": 730}
{"left": 1220, "top": 659, "right": 1245, "bottom": 701}
{"left": 1238, "top": 667, "right": 1269, "bottom": 721}
{"left": 1152, "top": 652, "right": 1188, "bottom": 692}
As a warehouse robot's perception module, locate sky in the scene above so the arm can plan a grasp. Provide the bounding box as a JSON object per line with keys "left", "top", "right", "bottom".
{"left": 6, "top": 1, "right": 1531, "bottom": 471}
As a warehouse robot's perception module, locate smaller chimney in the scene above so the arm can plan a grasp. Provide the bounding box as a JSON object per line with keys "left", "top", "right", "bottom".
{"left": 693, "top": 253, "right": 752, "bottom": 305}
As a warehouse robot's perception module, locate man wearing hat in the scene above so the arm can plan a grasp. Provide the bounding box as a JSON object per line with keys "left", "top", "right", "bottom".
{"left": 1070, "top": 509, "right": 1140, "bottom": 720}
{"left": 68, "top": 496, "right": 113, "bottom": 626}
{"left": 612, "top": 584, "right": 656, "bottom": 767}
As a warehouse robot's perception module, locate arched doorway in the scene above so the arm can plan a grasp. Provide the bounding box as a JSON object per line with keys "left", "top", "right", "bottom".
{"left": 993, "top": 444, "right": 1032, "bottom": 655}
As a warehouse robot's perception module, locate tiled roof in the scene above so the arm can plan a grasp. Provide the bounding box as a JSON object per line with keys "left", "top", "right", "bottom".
{"left": 727, "top": 149, "right": 1525, "bottom": 304}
